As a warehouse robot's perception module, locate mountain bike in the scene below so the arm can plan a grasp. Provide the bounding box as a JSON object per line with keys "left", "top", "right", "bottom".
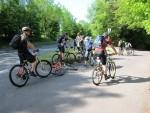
{"left": 92, "top": 53, "right": 116, "bottom": 85}
{"left": 9, "top": 50, "right": 52, "bottom": 87}
{"left": 52, "top": 48, "right": 76, "bottom": 65}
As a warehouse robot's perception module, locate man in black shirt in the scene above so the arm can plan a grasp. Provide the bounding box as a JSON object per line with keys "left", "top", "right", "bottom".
{"left": 57, "top": 32, "right": 68, "bottom": 62}
{"left": 18, "top": 26, "right": 37, "bottom": 76}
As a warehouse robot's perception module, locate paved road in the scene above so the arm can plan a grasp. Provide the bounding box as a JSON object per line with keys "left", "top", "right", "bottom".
{"left": 0, "top": 49, "right": 150, "bottom": 113}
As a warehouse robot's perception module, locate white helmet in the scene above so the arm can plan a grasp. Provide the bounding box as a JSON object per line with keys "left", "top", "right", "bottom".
{"left": 22, "top": 26, "right": 31, "bottom": 31}
{"left": 85, "top": 36, "right": 90, "bottom": 41}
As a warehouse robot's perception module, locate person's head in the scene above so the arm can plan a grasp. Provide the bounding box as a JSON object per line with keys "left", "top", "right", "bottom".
{"left": 22, "top": 26, "right": 32, "bottom": 36}
{"left": 77, "top": 32, "right": 80, "bottom": 36}
{"left": 102, "top": 32, "right": 108, "bottom": 38}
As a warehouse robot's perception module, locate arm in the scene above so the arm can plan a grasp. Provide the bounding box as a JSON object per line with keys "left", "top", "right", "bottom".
{"left": 109, "top": 44, "right": 117, "bottom": 54}
{"left": 27, "top": 41, "right": 35, "bottom": 49}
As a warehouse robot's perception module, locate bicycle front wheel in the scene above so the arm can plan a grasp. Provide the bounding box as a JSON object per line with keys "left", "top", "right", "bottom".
{"left": 107, "top": 61, "right": 116, "bottom": 79}
{"left": 9, "top": 65, "right": 29, "bottom": 87}
{"left": 76, "top": 52, "right": 84, "bottom": 63}
{"left": 52, "top": 54, "right": 61, "bottom": 63}
{"left": 92, "top": 66, "right": 103, "bottom": 85}
{"left": 66, "top": 53, "right": 76, "bottom": 64}
{"left": 36, "top": 60, "right": 52, "bottom": 78}
{"left": 51, "top": 62, "right": 65, "bottom": 76}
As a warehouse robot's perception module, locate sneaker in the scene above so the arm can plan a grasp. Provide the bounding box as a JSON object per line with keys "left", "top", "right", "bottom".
{"left": 30, "top": 71, "right": 37, "bottom": 77}
{"left": 104, "top": 74, "right": 110, "bottom": 80}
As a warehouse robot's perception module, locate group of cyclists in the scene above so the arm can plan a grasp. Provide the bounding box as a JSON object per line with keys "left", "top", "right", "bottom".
{"left": 11, "top": 26, "right": 122, "bottom": 81}
{"left": 56, "top": 31, "right": 117, "bottom": 80}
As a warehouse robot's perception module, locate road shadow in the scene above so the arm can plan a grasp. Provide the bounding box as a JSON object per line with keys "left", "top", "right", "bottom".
{"left": 105, "top": 75, "right": 150, "bottom": 86}
{"left": 112, "top": 57, "right": 126, "bottom": 60}
{"left": 1, "top": 69, "right": 123, "bottom": 113}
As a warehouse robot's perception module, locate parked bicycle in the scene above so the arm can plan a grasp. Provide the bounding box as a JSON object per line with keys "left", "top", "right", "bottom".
{"left": 92, "top": 53, "right": 116, "bottom": 85}
{"left": 52, "top": 47, "right": 76, "bottom": 65}
{"left": 9, "top": 50, "right": 52, "bottom": 87}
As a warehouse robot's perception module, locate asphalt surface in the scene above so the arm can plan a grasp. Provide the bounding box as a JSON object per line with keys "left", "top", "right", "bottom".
{"left": 0, "top": 48, "right": 150, "bottom": 113}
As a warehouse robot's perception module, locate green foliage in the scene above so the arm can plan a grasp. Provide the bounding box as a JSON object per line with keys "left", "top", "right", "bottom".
{"left": 88, "top": 0, "right": 150, "bottom": 50}
{"left": 0, "top": 0, "right": 89, "bottom": 44}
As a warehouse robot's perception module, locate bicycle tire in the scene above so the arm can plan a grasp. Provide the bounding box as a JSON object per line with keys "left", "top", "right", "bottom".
{"left": 9, "top": 65, "right": 29, "bottom": 87}
{"left": 52, "top": 53, "right": 61, "bottom": 63}
{"left": 66, "top": 53, "right": 76, "bottom": 64}
{"left": 92, "top": 66, "right": 103, "bottom": 85}
{"left": 51, "top": 62, "right": 65, "bottom": 76}
{"left": 76, "top": 52, "right": 84, "bottom": 63}
{"left": 88, "top": 53, "right": 95, "bottom": 66}
{"left": 35, "top": 60, "right": 52, "bottom": 78}
{"left": 107, "top": 61, "right": 116, "bottom": 79}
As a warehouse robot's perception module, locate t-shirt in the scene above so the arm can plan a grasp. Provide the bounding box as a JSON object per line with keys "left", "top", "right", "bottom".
{"left": 57, "top": 35, "right": 67, "bottom": 47}
{"left": 95, "top": 36, "right": 112, "bottom": 51}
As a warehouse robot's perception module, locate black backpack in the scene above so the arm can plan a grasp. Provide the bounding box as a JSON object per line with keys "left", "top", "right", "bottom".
{"left": 9, "top": 34, "right": 21, "bottom": 49}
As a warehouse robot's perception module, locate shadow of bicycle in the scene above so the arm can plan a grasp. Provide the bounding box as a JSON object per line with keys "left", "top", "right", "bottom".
{"left": 105, "top": 75, "right": 150, "bottom": 86}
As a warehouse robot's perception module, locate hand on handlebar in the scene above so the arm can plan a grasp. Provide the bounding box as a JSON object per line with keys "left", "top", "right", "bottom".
{"left": 33, "top": 49, "right": 39, "bottom": 53}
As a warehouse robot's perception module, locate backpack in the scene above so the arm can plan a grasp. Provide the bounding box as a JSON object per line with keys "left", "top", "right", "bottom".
{"left": 94, "top": 35, "right": 105, "bottom": 48}
{"left": 9, "top": 34, "right": 21, "bottom": 49}
{"left": 84, "top": 39, "right": 93, "bottom": 50}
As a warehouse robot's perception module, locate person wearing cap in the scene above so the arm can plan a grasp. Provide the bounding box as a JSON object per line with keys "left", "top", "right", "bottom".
{"left": 18, "top": 26, "right": 37, "bottom": 76}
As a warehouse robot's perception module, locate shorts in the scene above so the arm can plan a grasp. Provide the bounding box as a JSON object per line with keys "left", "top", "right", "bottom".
{"left": 94, "top": 50, "right": 106, "bottom": 65}
{"left": 58, "top": 45, "right": 65, "bottom": 53}
{"left": 18, "top": 51, "right": 36, "bottom": 64}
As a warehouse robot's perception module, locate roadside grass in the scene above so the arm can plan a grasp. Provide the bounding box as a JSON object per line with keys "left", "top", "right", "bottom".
{"left": 39, "top": 47, "right": 77, "bottom": 62}
{"left": 39, "top": 51, "right": 56, "bottom": 62}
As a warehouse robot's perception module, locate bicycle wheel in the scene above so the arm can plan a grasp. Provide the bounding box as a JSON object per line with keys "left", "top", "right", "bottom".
{"left": 51, "top": 62, "right": 65, "bottom": 76}
{"left": 52, "top": 54, "right": 61, "bottom": 63}
{"left": 88, "top": 53, "right": 95, "bottom": 66}
{"left": 36, "top": 60, "right": 52, "bottom": 78}
{"left": 9, "top": 65, "right": 29, "bottom": 87}
{"left": 129, "top": 48, "right": 134, "bottom": 56}
{"left": 76, "top": 52, "right": 84, "bottom": 63}
{"left": 107, "top": 61, "right": 116, "bottom": 79}
{"left": 66, "top": 53, "right": 76, "bottom": 64}
{"left": 92, "top": 66, "right": 103, "bottom": 85}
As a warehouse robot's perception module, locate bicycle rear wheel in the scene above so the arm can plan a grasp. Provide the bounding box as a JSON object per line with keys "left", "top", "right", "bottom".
{"left": 36, "top": 60, "right": 52, "bottom": 78}
{"left": 9, "top": 65, "right": 29, "bottom": 87}
{"left": 107, "top": 61, "right": 116, "bottom": 79}
{"left": 92, "top": 66, "right": 103, "bottom": 85}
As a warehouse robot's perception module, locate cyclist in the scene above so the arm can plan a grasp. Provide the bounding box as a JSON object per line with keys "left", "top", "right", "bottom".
{"left": 93, "top": 32, "right": 117, "bottom": 80}
{"left": 84, "top": 36, "right": 93, "bottom": 65}
{"left": 76, "top": 32, "right": 83, "bottom": 52}
{"left": 118, "top": 39, "right": 124, "bottom": 55}
{"left": 125, "top": 41, "right": 132, "bottom": 54}
{"left": 18, "top": 26, "right": 37, "bottom": 76}
{"left": 57, "top": 32, "right": 68, "bottom": 63}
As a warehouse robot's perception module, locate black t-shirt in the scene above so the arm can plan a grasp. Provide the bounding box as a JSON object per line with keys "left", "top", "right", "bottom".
{"left": 58, "top": 35, "right": 67, "bottom": 47}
